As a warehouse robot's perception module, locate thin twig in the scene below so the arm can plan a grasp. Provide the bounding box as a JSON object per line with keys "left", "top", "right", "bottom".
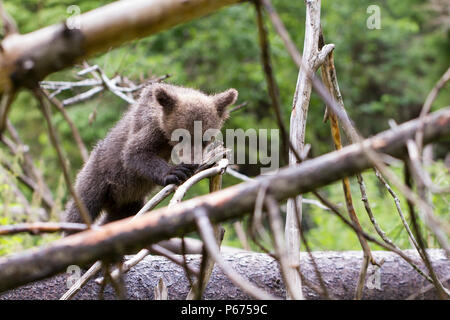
{"left": 356, "top": 173, "right": 399, "bottom": 250}
{"left": 4, "top": 120, "right": 53, "bottom": 209}
{"left": 255, "top": 0, "right": 289, "bottom": 164}
{"left": 0, "top": 0, "right": 18, "bottom": 36}
{"left": 226, "top": 167, "right": 254, "bottom": 182}
{"left": 62, "top": 86, "right": 104, "bottom": 106}
{"left": 313, "top": 191, "right": 435, "bottom": 284}
{"left": 261, "top": 0, "right": 301, "bottom": 67}
{"left": 407, "top": 138, "right": 450, "bottom": 194}
{"left": 292, "top": 198, "right": 331, "bottom": 299}
{"left": 226, "top": 167, "right": 330, "bottom": 210}
{"left": 327, "top": 97, "right": 449, "bottom": 257}
{"left": 187, "top": 172, "right": 225, "bottom": 300}
{"left": 187, "top": 226, "right": 224, "bottom": 300}
{"left": 154, "top": 277, "right": 168, "bottom": 300}
{"left": 246, "top": 203, "right": 273, "bottom": 255}
{"left": 0, "top": 222, "right": 88, "bottom": 235}
{"left": 180, "top": 236, "right": 195, "bottom": 293}
{"left": 229, "top": 101, "right": 248, "bottom": 113}
{"left": 33, "top": 88, "right": 92, "bottom": 227}
{"left": 108, "top": 261, "right": 127, "bottom": 300}
{"left": 265, "top": 195, "right": 303, "bottom": 300}
{"left": 374, "top": 169, "right": 421, "bottom": 252}
{"left": 41, "top": 62, "right": 171, "bottom": 107}
{"left": 40, "top": 88, "right": 89, "bottom": 162}
{"left": 251, "top": 183, "right": 272, "bottom": 245}
{"left": 415, "top": 67, "right": 450, "bottom": 154}
{"left": 40, "top": 78, "right": 101, "bottom": 90}
{"left": 61, "top": 261, "right": 102, "bottom": 300}
{"left": 98, "top": 263, "right": 110, "bottom": 300}
{"left": 0, "top": 90, "right": 15, "bottom": 135}
{"left": 195, "top": 208, "right": 278, "bottom": 300}
{"left": 355, "top": 255, "right": 370, "bottom": 300}
{"left": 232, "top": 221, "right": 251, "bottom": 251}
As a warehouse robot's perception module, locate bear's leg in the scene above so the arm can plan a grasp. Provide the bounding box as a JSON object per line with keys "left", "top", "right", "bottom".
{"left": 63, "top": 189, "right": 105, "bottom": 236}
{"left": 103, "top": 200, "right": 144, "bottom": 225}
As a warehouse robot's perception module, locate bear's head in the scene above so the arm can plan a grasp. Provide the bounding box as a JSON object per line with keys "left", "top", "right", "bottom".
{"left": 143, "top": 83, "right": 238, "bottom": 163}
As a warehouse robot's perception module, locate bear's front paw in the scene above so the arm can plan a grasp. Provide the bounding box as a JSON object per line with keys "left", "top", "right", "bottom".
{"left": 163, "top": 163, "right": 199, "bottom": 186}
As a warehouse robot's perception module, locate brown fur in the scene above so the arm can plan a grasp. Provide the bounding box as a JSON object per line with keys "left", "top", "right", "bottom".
{"left": 64, "top": 84, "right": 237, "bottom": 232}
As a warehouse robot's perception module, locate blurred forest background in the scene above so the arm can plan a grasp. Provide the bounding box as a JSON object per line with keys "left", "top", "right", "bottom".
{"left": 0, "top": 0, "right": 448, "bottom": 255}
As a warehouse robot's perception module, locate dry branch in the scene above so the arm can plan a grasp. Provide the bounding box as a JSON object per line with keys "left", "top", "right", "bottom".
{"left": 0, "top": 222, "right": 88, "bottom": 236}
{"left": 255, "top": 0, "right": 288, "bottom": 163}
{"left": 415, "top": 67, "right": 450, "bottom": 153}
{"left": 40, "top": 89, "right": 89, "bottom": 161}
{"left": 261, "top": 0, "right": 301, "bottom": 68}
{"left": 265, "top": 196, "right": 302, "bottom": 300}
{"left": 41, "top": 64, "right": 171, "bottom": 108}
{"left": 285, "top": 0, "right": 333, "bottom": 300}
{"left": 0, "top": 0, "right": 241, "bottom": 93}
{"left": 0, "top": 108, "right": 448, "bottom": 293}
{"left": 319, "top": 32, "right": 377, "bottom": 299}
{"left": 34, "top": 89, "right": 92, "bottom": 227}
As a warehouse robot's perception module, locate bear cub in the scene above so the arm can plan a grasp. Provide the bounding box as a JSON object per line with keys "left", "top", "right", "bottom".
{"left": 64, "top": 83, "right": 238, "bottom": 232}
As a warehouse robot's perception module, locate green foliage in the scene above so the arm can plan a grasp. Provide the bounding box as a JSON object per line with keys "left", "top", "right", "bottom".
{"left": 0, "top": 155, "right": 62, "bottom": 256}
{"left": 0, "top": 0, "right": 448, "bottom": 255}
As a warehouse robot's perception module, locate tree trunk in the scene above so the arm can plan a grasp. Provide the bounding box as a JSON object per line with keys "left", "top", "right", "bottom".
{"left": 1, "top": 250, "right": 447, "bottom": 300}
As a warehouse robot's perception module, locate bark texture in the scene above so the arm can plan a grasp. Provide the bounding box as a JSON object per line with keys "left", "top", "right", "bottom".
{"left": 1, "top": 250, "right": 447, "bottom": 300}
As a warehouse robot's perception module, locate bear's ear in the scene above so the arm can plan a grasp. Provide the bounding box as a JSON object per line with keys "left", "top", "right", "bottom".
{"left": 214, "top": 88, "right": 238, "bottom": 117}
{"left": 155, "top": 86, "right": 177, "bottom": 114}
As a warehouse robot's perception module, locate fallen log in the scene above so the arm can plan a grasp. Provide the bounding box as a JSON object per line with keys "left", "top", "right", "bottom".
{"left": 0, "top": 108, "right": 448, "bottom": 293}
{"left": 1, "top": 250, "right": 448, "bottom": 300}
{"left": 0, "top": 0, "right": 241, "bottom": 92}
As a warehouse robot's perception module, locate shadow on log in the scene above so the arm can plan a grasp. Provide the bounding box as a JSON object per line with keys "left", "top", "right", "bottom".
{"left": 1, "top": 250, "right": 448, "bottom": 300}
